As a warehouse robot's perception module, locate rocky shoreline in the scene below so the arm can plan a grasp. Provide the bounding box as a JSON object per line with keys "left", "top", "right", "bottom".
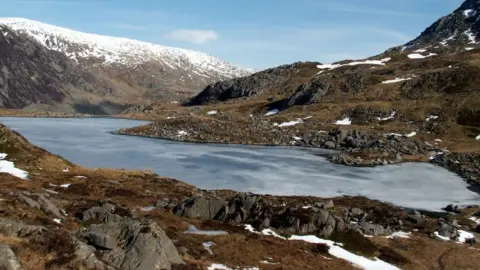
{"left": 1, "top": 123, "right": 480, "bottom": 269}
{"left": 112, "top": 119, "right": 480, "bottom": 188}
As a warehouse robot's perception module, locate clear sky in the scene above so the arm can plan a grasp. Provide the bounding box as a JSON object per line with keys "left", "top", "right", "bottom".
{"left": 0, "top": 0, "right": 464, "bottom": 69}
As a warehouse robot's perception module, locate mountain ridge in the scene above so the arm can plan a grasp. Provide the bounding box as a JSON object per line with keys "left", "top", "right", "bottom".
{"left": 0, "top": 18, "right": 253, "bottom": 114}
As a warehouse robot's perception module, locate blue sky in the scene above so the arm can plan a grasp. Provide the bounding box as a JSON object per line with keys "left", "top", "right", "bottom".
{"left": 0, "top": 0, "right": 464, "bottom": 69}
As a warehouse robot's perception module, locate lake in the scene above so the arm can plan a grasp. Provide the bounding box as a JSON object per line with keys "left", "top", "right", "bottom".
{"left": 1, "top": 117, "right": 479, "bottom": 211}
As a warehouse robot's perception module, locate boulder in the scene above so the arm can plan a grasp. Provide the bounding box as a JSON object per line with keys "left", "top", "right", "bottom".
{"left": 351, "top": 222, "right": 389, "bottom": 236}
{"left": 323, "top": 141, "right": 336, "bottom": 149}
{"left": 37, "top": 195, "right": 62, "bottom": 218}
{"left": 79, "top": 219, "right": 183, "bottom": 270}
{"left": 17, "top": 193, "right": 40, "bottom": 209}
{"left": 81, "top": 202, "right": 129, "bottom": 223}
{"left": 0, "top": 217, "right": 45, "bottom": 237}
{"left": 0, "top": 244, "right": 22, "bottom": 270}
{"left": 173, "top": 196, "right": 227, "bottom": 220}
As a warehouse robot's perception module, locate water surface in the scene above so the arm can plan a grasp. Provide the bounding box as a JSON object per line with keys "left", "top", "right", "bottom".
{"left": 2, "top": 117, "right": 478, "bottom": 211}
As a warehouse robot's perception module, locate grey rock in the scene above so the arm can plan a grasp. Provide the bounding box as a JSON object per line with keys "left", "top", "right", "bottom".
{"left": 73, "top": 238, "right": 114, "bottom": 270}
{"left": 0, "top": 217, "right": 45, "bottom": 237}
{"left": 0, "top": 244, "right": 22, "bottom": 270}
{"left": 314, "top": 209, "right": 330, "bottom": 226}
{"left": 37, "top": 195, "right": 62, "bottom": 218}
{"left": 396, "top": 153, "right": 403, "bottom": 161}
{"left": 323, "top": 141, "right": 336, "bottom": 149}
{"left": 82, "top": 203, "right": 126, "bottom": 223}
{"left": 315, "top": 200, "right": 334, "bottom": 209}
{"left": 17, "top": 193, "right": 40, "bottom": 209}
{"left": 350, "top": 207, "right": 364, "bottom": 217}
{"left": 174, "top": 196, "right": 226, "bottom": 220}
{"left": 83, "top": 231, "right": 117, "bottom": 250}
{"left": 439, "top": 223, "right": 457, "bottom": 239}
{"left": 407, "top": 214, "right": 424, "bottom": 224}
{"left": 353, "top": 222, "right": 388, "bottom": 236}
{"left": 80, "top": 218, "right": 183, "bottom": 270}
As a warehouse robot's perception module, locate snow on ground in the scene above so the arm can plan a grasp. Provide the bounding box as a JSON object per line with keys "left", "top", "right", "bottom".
{"left": 74, "top": 176, "right": 87, "bottom": 179}
{"left": 0, "top": 153, "right": 28, "bottom": 179}
{"left": 377, "top": 111, "right": 396, "bottom": 121}
{"left": 290, "top": 235, "right": 400, "bottom": 269}
{"left": 60, "top": 184, "right": 71, "bottom": 188}
{"left": 62, "top": 168, "right": 69, "bottom": 172}
{"left": 385, "top": 132, "right": 417, "bottom": 138}
{"left": 468, "top": 216, "right": 480, "bottom": 225}
{"left": 246, "top": 225, "right": 399, "bottom": 270}
{"left": 435, "top": 139, "right": 442, "bottom": 142}
{"left": 184, "top": 225, "right": 228, "bottom": 236}
{"left": 426, "top": 115, "right": 439, "bottom": 121}
{"left": 407, "top": 53, "right": 437, "bottom": 59}
{"left": 264, "top": 109, "right": 280, "bottom": 116}
{"left": 476, "top": 135, "right": 480, "bottom": 140}
{"left": 440, "top": 35, "right": 456, "bottom": 46}
{"left": 465, "top": 30, "right": 477, "bottom": 44}
{"left": 303, "top": 116, "right": 313, "bottom": 120}
{"left": 317, "top": 58, "right": 390, "bottom": 73}
{"left": 207, "top": 264, "right": 259, "bottom": 270}
{"left": 53, "top": 218, "right": 62, "bottom": 224}
{"left": 334, "top": 117, "right": 352, "bottom": 125}
{"left": 177, "top": 130, "right": 188, "bottom": 136}
{"left": 293, "top": 136, "right": 302, "bottom": 141}
{"left": 414, "top": 49, "right": 427, "bottom": 53}
{"left": 465, "top": 47, "right": 475, "bottom": 51}
{"left": 385, "top": 232, "right": 410, "bottom": 239}
{"left": 463, "top": 9, "right": 477, "bottom": 18}
{"left": 457, "top": 230, "right": 475, "bottom": 243}
{"left": 140, "top": 206, "right": 155, "bottom": 212}
{"left": 274, "top": 119, "right": 303, "bottom": 127}
{"left": 405, "top": 132, "right": 417, "bottom": 138}
{"left": 434, "top": 232, "right": 451, "bottom": 241}
{"left": 207, "top": 110, "right": 218, "bottom": 115}
{"left": 202, "top": 241, "right": 215, "bottom": 255}
{"left": 381, "top": 76, "right": 414, "bottom": 84}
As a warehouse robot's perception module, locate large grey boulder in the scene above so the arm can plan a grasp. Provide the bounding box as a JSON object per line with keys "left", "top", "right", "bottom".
{"left": 0, "top": 244, "right": 22, "bottom": 270}
{"left": 79, "top": 219, "right": 183, "bottom": 270}
{"left": 73, "top": 238, "right": 114, "bottom": 270}
{"left": 173, "top": 196, "right": 227, "bottom": 220}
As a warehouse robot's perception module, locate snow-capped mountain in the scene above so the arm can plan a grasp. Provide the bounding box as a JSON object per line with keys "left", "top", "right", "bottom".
{"left": 0, "top": 18, "right": 252, "bottom": 80}
{"left": 0, "top": 18, "right": 254, "bottom": 114}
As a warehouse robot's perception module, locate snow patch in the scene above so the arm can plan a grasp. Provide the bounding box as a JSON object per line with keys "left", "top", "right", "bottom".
{"left": 0, "top": 153, "right": 28, "bottom": 179}
{"left": 74, "top": 176, "right": 87, "bottom": 179}
{"left": 426, "top": 115, "right": 439, "bottom": 121}
{"left": 206, "top": 110, "right": 217, "bottom": 115}
{"left": 407, "top": 53, "right": 437, "bottom": 59}
{"left": 381, "top": 76, "right": 414, "bottom": 84}
{"left": 289, "top": 235, "right": 400, "bottom": 270}
{"left": 202, "top": 241, "right": 215, "bottom": 255}
{"left": 465, "top": 47, "right": 475, "bottom": 51}
{"left": 468, "top": 216, "right": 480, "bottom": 225}
{"left": 476, "top": 135, "right": 480, "bottom": 140}
{"left": 377, "top": 111, "right": 396, "bottom": 121}
{"left": 457, "top": 230, "right": 475, "bottom": 243}
{"left": 386, "top": 231, "right": 410, "bottom": 239}
{"left": 384, "top": 132, "right": 417, "bottom": 138}
{"left": 184, "top": 225, "right": 228, "bottom": 236}
{"left": 464, "top": 29, "right": 477, "bottom": 44}
{"left": 317, "top": 58, "right": 390, "bottom": 73}
{"left": 53, "top": 218, "right": 62, "bottom": 224}
{"left": 264, "top": 109, "right": 280, "bottom": 116}
{"left": 434, "top": 232, "right": 450, "bottom": 241}
{"left": 177, "top": 130, "right": 188, "bottom": 136}
{"left": 273, "top": 119, "right": 303, "bottom": 127}
{"left": 413, "top": 49, "right": 427, "bottom": 53}
{"left": 207, "top": 264, "right": 259, "bottom": 270}
{"left": 60, "top": 184, "right": 71, "bottom": 188}
{"left": 334, "top": 117, "right": 352, "bottom": 125}
{"left": 405, "top": 132, "right": 417, "bottom": 137}
{"left": 463, "top": 9, "right": 477, "bottom": 18}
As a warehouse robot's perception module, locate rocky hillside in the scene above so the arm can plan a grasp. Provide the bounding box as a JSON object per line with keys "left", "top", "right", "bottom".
{"left": 1, "top": 123, "right": 480, "bottom": 269}
{"left": 0, "top": 18, "right": 252, "bottom": 114}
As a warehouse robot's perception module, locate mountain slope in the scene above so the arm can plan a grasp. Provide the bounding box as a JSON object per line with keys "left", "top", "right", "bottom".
{"left": 387, "top": 0, "right": 479, "bottom": 53}
{"left": 0, "top": 18, "right": 252, "bottom": 113}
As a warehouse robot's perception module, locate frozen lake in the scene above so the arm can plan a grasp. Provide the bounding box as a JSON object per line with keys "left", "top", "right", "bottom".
{"left": 1, "top": 117, "right": 479, "bottom": 211}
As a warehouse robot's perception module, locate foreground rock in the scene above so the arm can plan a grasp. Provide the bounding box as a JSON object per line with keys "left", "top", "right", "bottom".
{"left": 79, "top": 217, "right": 184, "bottom": 270}
{"left": 0, "top": 244, "right": 22, "bottom": 270}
